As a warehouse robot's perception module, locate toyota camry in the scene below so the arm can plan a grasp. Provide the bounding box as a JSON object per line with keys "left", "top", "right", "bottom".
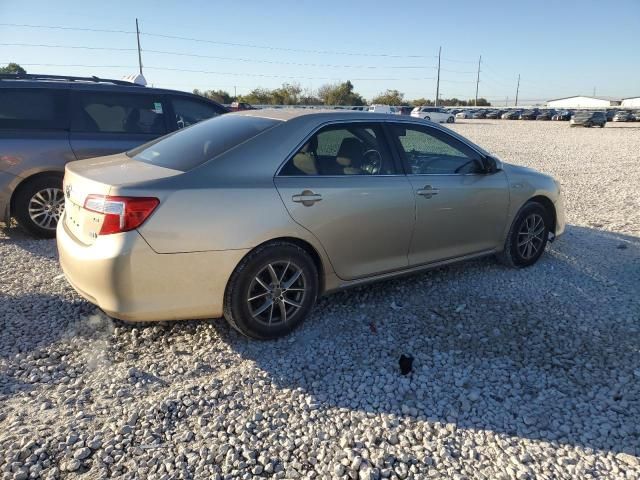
{"left": 57, "top": 110, "right": 565, "bottom": 339}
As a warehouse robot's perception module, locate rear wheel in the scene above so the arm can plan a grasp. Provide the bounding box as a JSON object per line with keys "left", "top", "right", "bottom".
{"left": 223, "top": 242, "right": 319, "bottom": 339}
{"left": 447, "top": 116, "right": 454, "bottom": 123}
{"left": 497, "top": 201, "right": 550, "bottom": 268}
{"left": 13, "top": 175, "right": 64, "bottom": 239}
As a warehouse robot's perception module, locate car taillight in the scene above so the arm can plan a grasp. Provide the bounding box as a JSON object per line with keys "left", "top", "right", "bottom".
{"left": 83, "top": 195, "right": 159, "bottom": 235}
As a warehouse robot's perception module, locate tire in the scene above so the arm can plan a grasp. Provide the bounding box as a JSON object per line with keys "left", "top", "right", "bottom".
{"left": 447, "top": 116, "right": 454, "bottom": 123}
{"left": 497, "top": 201, "right": 550, "bottom": 268}
{"left": 13, "top": 174, "right": 64, "bottom": 239}
{"left": 424, "top": 116, "right": 431, "bottom": 121}
{"left": 223, "top": 242, "right": 319, "bottom": 339}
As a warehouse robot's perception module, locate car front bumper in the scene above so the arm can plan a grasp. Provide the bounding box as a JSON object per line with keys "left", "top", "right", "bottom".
{"left": 553, "top": 192, "right": 566, "bottom": 240}
{"left": 57, "top": 216, "right": 249, "bottom": 322}
{"left": 0, "top": 170, "right": 18, "bottom": 224}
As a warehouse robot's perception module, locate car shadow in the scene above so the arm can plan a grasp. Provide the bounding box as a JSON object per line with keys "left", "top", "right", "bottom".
{"left": 1, "top": 225, "right": 638, "bottom": 459}
{"left": 218, "top": 224, "right": 640, "bottom": 456}
{"left": 0, "top": 221, "right": 57, "bottom": 259}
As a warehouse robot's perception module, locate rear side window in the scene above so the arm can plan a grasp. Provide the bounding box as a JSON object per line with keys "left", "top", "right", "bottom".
{"left": 128, "top": 114, "right": 279, "bottom": 171}
{"left": 72, "top": 92, "right": 166, "bottom": 134}
{"left": 0, "top": 88, "right": 68, "bottom": 130}
{"left": 172, "top": 96, "right": 224, "bottom": 129}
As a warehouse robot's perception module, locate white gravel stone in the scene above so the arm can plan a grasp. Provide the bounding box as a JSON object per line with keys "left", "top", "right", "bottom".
{"left": 1, "top": 121, "right": 639, "bottom": 479}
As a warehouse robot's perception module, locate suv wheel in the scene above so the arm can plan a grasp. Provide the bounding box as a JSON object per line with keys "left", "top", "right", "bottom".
{"left": 224, "top": 242, "right": 319, "bottom": 339}
{"left": 497, "top": 201, "right": 550, "bottom": 268}
{"left": 14, "top": 175, "right": 64, "bottom": 239}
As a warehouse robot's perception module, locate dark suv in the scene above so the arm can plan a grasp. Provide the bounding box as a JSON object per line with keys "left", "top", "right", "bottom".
{"left": 0, "top": 74, "right": 228, "bottom": 237}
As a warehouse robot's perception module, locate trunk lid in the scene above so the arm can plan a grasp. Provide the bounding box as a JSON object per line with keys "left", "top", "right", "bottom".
{"left": 62, "top": 153, "right": 181, "bottom": 245}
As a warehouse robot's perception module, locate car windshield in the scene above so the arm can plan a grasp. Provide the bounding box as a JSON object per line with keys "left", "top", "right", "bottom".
{"left": 128, "top": 114, "right": 279, "bottom": 171}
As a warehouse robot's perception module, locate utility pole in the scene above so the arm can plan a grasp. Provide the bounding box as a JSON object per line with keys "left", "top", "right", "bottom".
{"left": 234, "top": 85, "right": 237, "bottom": 99}
{"left": 593, "top": 86, "right": 596, "bottom": 97}
{"left": 135, "top": 18, "right": 143, "bottom": 76}
{"left": 435, "top": 46, "right": 441, "bottom": 107}
{"left": 474, "top": 55, "right": 481, "bottom": 106}
{"left": 515, "top": 74, "right": 520, "bottom": 107}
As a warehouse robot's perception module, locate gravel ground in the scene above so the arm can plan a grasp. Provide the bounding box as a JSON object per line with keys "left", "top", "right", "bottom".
{"left": 1, "top": 120, "right": 639, "bottom": 480}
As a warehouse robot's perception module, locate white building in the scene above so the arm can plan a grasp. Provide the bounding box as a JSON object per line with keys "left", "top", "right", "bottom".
{"left": 621, "top": 97, "right": 640, "bottom": 108}
{"left": 546, "top": 96, "right": 621, "bottom": 109}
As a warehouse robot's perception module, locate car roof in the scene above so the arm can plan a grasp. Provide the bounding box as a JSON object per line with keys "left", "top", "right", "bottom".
{"left": 234, "top": 108, "right": 405, "bottom": 122}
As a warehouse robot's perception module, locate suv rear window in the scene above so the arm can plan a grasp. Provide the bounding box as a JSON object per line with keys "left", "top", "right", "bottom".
{"left": 72, "top": 91, "right": 167, "bottom": 134}
{"left": 128, "top": 114, "right": 279, "bottom": 171}
{"left": 0, "top": 88, "right": 68, "bottom": 130}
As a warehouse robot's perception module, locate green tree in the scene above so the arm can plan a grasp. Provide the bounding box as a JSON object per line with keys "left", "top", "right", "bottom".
{"left": 370, "top": 89, "right": 405, "bottom": 106}
{"left": 0, "top": 63, "right": 26, "bottom": 75}
{"left": 410, "top": 98, "right": 433, "bottom": 107}
{"left": 271, "top": 83, "right": 302, "bottom": 105}
{"left": 238, "top": 88, "right": 273, "bottom": 105}
{"left": 317, "top": 81, "right": 365, "bottom": 106}
{"left": 192, "top": 89, "right": 233, "bottom": 104}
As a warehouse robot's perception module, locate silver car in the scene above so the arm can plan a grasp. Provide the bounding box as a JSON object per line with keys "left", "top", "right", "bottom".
{"left": 57, "top": 110, "right": 565, "bottom": 339}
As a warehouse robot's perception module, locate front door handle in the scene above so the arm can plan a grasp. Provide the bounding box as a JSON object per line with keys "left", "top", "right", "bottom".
{"left": 416, "top": 185, "right": 440, "bottom": 199}
{"left": 292, "top": 190, "right": 323, "bottom": 207}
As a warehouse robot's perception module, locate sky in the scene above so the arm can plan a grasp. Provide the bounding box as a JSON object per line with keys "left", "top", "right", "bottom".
{"left": 0, "top": 0, "right": 638, "bottom": 104}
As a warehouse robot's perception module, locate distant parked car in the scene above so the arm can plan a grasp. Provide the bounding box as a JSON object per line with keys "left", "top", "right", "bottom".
{"left": 502, "top": 110, "right": 521, "bottom": 120}
{"left": 0, "top": 73, "right": 228, "bottom": 238}
{"left": 520, "top": 110, "right": 539, "bottom": 120}
{"left": 536, "top": 110, "right": 556, "bottom": 121}
{"left": 368, "top": 104, "right": 395, "bottom": 114}
{"left": 552, "top": 110, "right": 572, "bottom": 121}
{"left": 486, "top": 110, "right": 504, "bottom": 119}
{"left": 456, "top": 110, "right": 473, "bottom": 119}
{"left": 471, "top": 110, "right": 487, "bottom": 119}
{"left": 411, "top": 106, "right": 455, "bottom": 123}
{"left": 570, "top": 111, "right": 607, "bottom": 128}
{"left": 612, "top": 111, "right": 633, "bottom": 122}
{"left": 229, "top": 101, "right": 255, "bottom": 111}
{"left": 606, "top": 110, "right": 616, "bottom": 122}
{"left": 397, "top": 106, "right": 413, "bottom": 116}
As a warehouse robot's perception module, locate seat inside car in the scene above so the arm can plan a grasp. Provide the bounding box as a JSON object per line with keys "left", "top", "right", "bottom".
{"left": 291, "top": 136, "right": 318, "bottom": 175}
{"left": 332, "top": 137, "right": 364, "bottom": 175}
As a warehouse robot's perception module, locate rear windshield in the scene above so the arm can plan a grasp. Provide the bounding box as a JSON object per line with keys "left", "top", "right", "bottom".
{"left": 128, "top": 114, "right": 279, "bottom": 171}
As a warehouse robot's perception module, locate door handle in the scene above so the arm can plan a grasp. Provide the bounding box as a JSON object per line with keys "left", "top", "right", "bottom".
{"left": 416, "top": 185, "right": 440, "bottom": 199}
{"left": 292, "top": 190, "right": 323, "bottom": 207}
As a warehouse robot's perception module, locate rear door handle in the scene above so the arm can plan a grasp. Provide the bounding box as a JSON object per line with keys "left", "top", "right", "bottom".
{"left": 416, "top": 185, "right": 440, "bottom": 199}
{"left": 292, "top": 190, "right": 323, "bottom": 207}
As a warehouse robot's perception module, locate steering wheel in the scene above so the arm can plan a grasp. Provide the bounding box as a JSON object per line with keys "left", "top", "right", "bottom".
{"left": 362, "top": 149, "right": 383, "bottom": 175}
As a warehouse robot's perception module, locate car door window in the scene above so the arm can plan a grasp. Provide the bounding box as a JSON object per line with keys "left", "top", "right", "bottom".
{"left": 0, "top": 88, "right": 69, "bottom": 130}
{"left": 279, "top": 124, "right": 396, "bottom": 176}
{"left": 72, "top": 92, "right": 166, "bottom": 134}
{"left": 391, "top": 124, "right": 484, "bottom": 175}
{"left": 172, "top": 97, "right": 223, "bottom": 129}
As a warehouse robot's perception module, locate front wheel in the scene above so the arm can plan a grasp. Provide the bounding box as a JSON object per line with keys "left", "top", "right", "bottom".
{"left": 497, "top": 201, "right": 550, "bottom": 268}
{"left": 13, "top": 175, "right": 64, "bottom": 238}
{"left": 223, "top": 242, "right": 319, "bottom": 339}
{"left": 447, "top": 116, "right": 454, "bottom": 123}
{"left": 424, "top": 116, "right": 431, "bottom": 121}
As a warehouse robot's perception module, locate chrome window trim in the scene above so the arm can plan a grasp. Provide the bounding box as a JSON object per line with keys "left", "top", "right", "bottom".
{"left": 274, "top": 119, "right": 405, "bottom": 178}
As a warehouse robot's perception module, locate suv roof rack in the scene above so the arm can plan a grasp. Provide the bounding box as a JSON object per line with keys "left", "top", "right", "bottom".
{"left": 0, "top": 73, "right": 145, "bottom": 87}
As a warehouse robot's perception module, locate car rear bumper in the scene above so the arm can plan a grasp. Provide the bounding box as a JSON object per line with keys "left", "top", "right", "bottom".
{"left": 57, "top": 216, "right": 249, "bottom": 321}
{"left": 553, "top": 193, "right": 566, "bottom": 240}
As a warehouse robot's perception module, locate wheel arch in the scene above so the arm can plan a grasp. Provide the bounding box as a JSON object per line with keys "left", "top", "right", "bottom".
{"left": 9, "top": 170, "right": 65, "bottom": 217}
{"left": 234, "top": 236, "right": 327, "bottom": 294}
{"left": 528, "top": 195, "right": 557, "bottom": 235}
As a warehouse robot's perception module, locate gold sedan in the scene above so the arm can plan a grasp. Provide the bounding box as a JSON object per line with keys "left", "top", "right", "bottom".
{"left": 57, "top": 110, "right": 565, "bottom": 339}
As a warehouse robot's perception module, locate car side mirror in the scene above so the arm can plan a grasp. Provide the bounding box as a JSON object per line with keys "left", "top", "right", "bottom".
{"left": 483, "top": 155, "right": 502, "bottom": 173}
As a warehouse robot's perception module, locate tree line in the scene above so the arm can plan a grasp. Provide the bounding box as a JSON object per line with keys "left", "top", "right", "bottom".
{"left": 0, "top": 63, "right": 490, "bottom": 106}
{"left": 195, "top": 81, "right": 491, "bottom": 107}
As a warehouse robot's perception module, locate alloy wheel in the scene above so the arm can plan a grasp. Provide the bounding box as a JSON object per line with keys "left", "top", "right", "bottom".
{"left": 247, "top": 261, "right": 306, "bottom": 326}
{"left": 28, "top": 188, "right": 65, "bottom": 230}
{"left": 517, "top": 213, "right": 545, "bottom": 260}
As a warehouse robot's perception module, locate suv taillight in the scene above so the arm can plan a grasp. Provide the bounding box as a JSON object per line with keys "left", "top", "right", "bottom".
{"left": 84, "top": 195, "right": 159, "bottom": 235}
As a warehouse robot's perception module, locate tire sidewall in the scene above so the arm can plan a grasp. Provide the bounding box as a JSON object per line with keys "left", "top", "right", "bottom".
{"left": 506, "top": 203, "right": 550, "bottom": 268}
{"left": 225, "top": 244, "right": 318, "bottom": 339}
{"left": 14, "top": 175, "right": 63, "bottom": 239}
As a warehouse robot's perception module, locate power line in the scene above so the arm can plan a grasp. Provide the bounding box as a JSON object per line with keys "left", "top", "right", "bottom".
{"left": 0, "top": 43, "right": 436, "bottom": 70}
{"left": 0, "top": 22, "right": 437, "bottom": 59}
{"left": 8, "top": 63, "right": 436, "bottom": 82}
